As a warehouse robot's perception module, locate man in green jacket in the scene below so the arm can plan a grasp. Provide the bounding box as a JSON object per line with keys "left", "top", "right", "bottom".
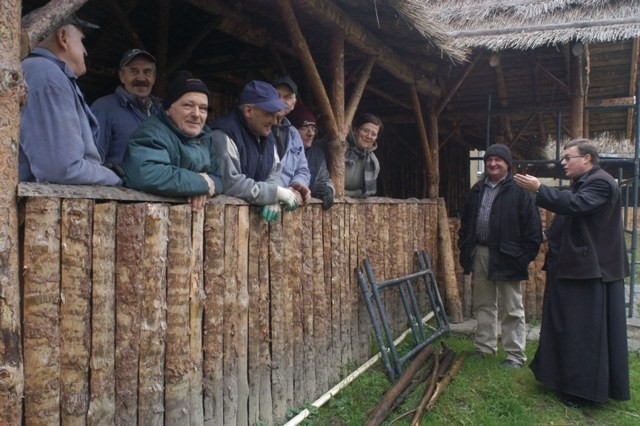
{"left": 123, "top": 71, "right": 221, "bottom": 212}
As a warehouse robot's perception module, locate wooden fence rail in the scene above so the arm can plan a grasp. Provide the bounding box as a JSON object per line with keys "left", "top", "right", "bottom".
{"left": 19, "top": 186, "right": 444, "bottom": 425}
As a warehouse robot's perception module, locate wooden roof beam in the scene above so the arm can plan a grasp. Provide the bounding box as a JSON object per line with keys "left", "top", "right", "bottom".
{"left": 294, "top": 0, "right": 441, "bottom": 97}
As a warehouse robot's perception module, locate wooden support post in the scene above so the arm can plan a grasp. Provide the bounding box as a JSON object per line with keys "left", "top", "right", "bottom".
{"left": 0, "top": 0, "right": 23, "bottom": 422}
{"left": 410, "top": 85, "right": 435, "bottom": 198}
{"left": 328, "top": 30, "right": 347, "bottom": 194}
{"left": 107, "top": 0, "right": 146, "bottom": 50}
{"left": 436, "top": 54, "right": 481, "bottom": 117}
{"left": 494, "top": 58, "right": 514, "bottom": 142}
{"left": 344, "top": 55, "right": 376, "bottom": 134}
{"left": 427, "top": 106, "right": 440, "bottom": 199}
{"left": 569, "top": 42, "right": 585, "bottom": 139}
{"left": 627, "top": 39, "right": 639, "bottom": 140}
{"left": 437, "top": 199, "right": 463, "bottom": 323}
{"left": 155, "top": 0, "right": 170, "bottom": 95}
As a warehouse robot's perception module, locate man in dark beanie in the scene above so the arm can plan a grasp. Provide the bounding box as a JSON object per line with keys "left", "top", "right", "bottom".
{"left": 123, "top": 71, "right": 221, "bottom": 212}
{"left": 458, "top": 143, "right": 542, "bottom": 368}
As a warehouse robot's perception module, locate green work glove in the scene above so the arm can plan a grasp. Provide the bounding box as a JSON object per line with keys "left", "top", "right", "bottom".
{"left": 261, "top": 203, "right": 281, "bottom": 222}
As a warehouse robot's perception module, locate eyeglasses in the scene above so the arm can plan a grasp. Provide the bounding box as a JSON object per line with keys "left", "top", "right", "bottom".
{"left": 561, "top": 154, "right": 586, "bottom": 162}
{"left": 358, "top": 128, "right": 378, "bottom": 139}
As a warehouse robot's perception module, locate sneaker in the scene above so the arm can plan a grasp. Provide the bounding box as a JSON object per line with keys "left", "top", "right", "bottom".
{"left": 501, "top": 359, "right": 522, "bottom": 369}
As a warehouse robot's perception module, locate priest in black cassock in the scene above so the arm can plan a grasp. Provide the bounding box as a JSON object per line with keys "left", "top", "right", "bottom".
{"left": 514, "top": 138, "right": 630, "bottom": 407}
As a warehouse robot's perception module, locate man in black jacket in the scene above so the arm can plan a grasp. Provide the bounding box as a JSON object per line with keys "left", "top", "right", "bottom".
{"left": 459, "top": 144, "right": 542, "bottom": 368}
{"left": 515, "top": 139, "right": 630, "bottom": 406}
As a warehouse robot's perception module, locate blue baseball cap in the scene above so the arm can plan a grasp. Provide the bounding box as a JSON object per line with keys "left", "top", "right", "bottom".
{"left": 239, "top": 80, "right": 287, "bottom": 113}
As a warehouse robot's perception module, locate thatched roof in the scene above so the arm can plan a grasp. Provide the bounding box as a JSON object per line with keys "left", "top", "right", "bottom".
{"left": 391, "top": 0, "right": 640, "bottom": 54}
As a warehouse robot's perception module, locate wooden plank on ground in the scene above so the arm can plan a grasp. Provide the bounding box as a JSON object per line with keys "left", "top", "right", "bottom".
{"left": 60, "top": 198, "right": 93, "bottom": 424}
{"left": 115, "top": 203, "right": 146, "bottom": 424}
{"left": 269, "top": 213, "right": 287, "bottom": 423}
{"left": 138, "top": 204, "right": 169, "bottom": 425}
{"left": 165, "top": 205, "right": 191, "bottom": 425}
{"left": 88, "top": 202, "right": 117, "bottom": 424}
{"left": 203, "top": 204, "right": 225, "bottom": 425}
{"left": 23, "top": 198, "right": 61, "bottom": 425}
{"left": 190, "top": 210, "right": 205, "bottom": 425}
{"left": 223, "top": 206, "right": 239, "bottom": 426}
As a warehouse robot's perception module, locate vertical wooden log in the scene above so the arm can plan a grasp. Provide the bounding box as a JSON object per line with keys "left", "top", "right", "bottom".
{"left": 23, "top": 198, "right": 61, "bottom": 425}
{"left": 410, "top": 86, "right": 435, "bottom": 198}
{"left": 301, "top": 206, "right": 317, "bottom": 400}
{"left": 165, "top": 206, "right": 191, "bottom": 425}
{"left": 115, "top": 203, "right": 146, "bottom": 425}
{"left": 269, "top": 214, "right": 287, "bottom": 423}
{"left": 88, "top": 203, "right": 117, "bottom": 425}
{"left": 569, "top": 42, "right": 585, "bottom": 139}
{"left": 328, "top": 205, "right": 341, "bottom": 384}
{"left": 60, "top": 199, "right": 92, "bottom": 425}
{"left": 234, "top": 206, "right": 250, "bottom": 426}
{"left": 348, "top": 204, "right": 362, "bottom": 362}
{"left": 138, "top": 205, "right": 169, "bottom": 426}
{"left": 0, "top": 1, "right": 23, "bottom": 422}
{"left": 189, "top": 211, "right": 205, "bottom": 425}
{"left": 223, "top": 207, "right": 239, "bottom": 425}
{"left": 355, "top": 203, "right": 370, "bottom": 359}
{"left": 203, "top": 204, "right": 225, "bottom": 425}
{"left": 247, "top": 207, "right": 273, "bottom": 426}
{"left": 328, "top": 30, "right": 347, "bottom": 194}
{"left": 427, "top": 107, "right": 440, "bottom": 199}
{"left": 257, "top": 211, "right": 273, "bottom": 426}
{"left": 337, "top": 203, "right": 352, "bottom": 369}
{"left": 284, "top": 209, "right": 304, "bottom": 407}
{"left": 313, "top": 205, "right": 329, "bottom": 394}
{"left": 437, "top": 199, "right": 463, "bottom": 323}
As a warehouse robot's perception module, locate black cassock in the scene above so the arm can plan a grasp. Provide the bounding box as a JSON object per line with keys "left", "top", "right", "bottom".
{"left": 529, "top": 229, "right": 630, "bottom": 403}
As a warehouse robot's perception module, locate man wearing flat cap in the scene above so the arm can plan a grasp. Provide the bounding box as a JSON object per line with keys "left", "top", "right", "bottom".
{"left": 123, "top": 71, "right": 221, "bottom": 212}
{"left": 458, "top": 143, "right": 542, "bottom": 369}
{"left": 210, "top": 80, "right": 301, "bottom": 222}
{"left": 92, "top": 48, "right": 160, "bottom": 167}
{"left": 19, "top": 14, "right": 121, "bottom": 185}
{"left": 271, "top": 76, "right": 311, "bottom": 207}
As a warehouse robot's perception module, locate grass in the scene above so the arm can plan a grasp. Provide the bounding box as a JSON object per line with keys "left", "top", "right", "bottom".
{"left": 298, "top": 333, "right": 640, "bottom": 425}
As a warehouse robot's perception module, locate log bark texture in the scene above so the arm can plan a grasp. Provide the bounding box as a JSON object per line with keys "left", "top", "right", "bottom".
{"left": 0, "top": 0, "right": 24, "bottom": 422}
{"left": 437, "top": 199, "right": 463, "bottom": 323}
{"left": 88, "top": 203, "right": 117, "bottom": 425}
{"left": 22, "top": 198, "right": 61, "bottom": 425}
{"left": 60, "top": 199, "right": 93, "bottom": 424}
{"left": 165, "top": 206, "right": 192, "bottom": 425}
{"left": 138, "top": 204, "right": 169, "bottom": 426}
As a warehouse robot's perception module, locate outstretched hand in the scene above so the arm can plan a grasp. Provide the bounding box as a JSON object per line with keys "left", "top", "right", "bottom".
{"left": 513, "top": 173, "right": 541, "bottom": 193}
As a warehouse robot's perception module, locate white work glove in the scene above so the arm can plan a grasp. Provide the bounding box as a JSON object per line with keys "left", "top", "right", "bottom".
{"left": 276, "top": 186, "right": 299, "bottom": 211}
{"left": 261, "top": 203, "right": 281, "bottom": 222}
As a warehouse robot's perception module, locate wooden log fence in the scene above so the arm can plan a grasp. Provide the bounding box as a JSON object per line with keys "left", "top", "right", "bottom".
{"left": 16, "top": 185, "right": 550, "bottom": 424}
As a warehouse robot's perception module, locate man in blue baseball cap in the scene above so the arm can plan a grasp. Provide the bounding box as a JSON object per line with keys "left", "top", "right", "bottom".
{"left": 211, "top": 80, "right": 300, "bottom": 221}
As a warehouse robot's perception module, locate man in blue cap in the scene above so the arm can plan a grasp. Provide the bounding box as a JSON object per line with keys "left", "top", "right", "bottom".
{"left": 211, "top": 80, "right": 300, "bottom": 221}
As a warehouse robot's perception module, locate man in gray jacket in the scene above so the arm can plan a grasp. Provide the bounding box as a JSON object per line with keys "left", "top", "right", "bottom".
{"left": 19, "top": 15, "right": 121, "bottom": 186}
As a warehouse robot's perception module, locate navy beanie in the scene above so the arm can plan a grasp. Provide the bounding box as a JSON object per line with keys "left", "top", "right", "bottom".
{"left": 163, "top": 71, "right": 210, "bottom": 109}
{"left": 483, "top": 144, "right": 512, "bottom": 168}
